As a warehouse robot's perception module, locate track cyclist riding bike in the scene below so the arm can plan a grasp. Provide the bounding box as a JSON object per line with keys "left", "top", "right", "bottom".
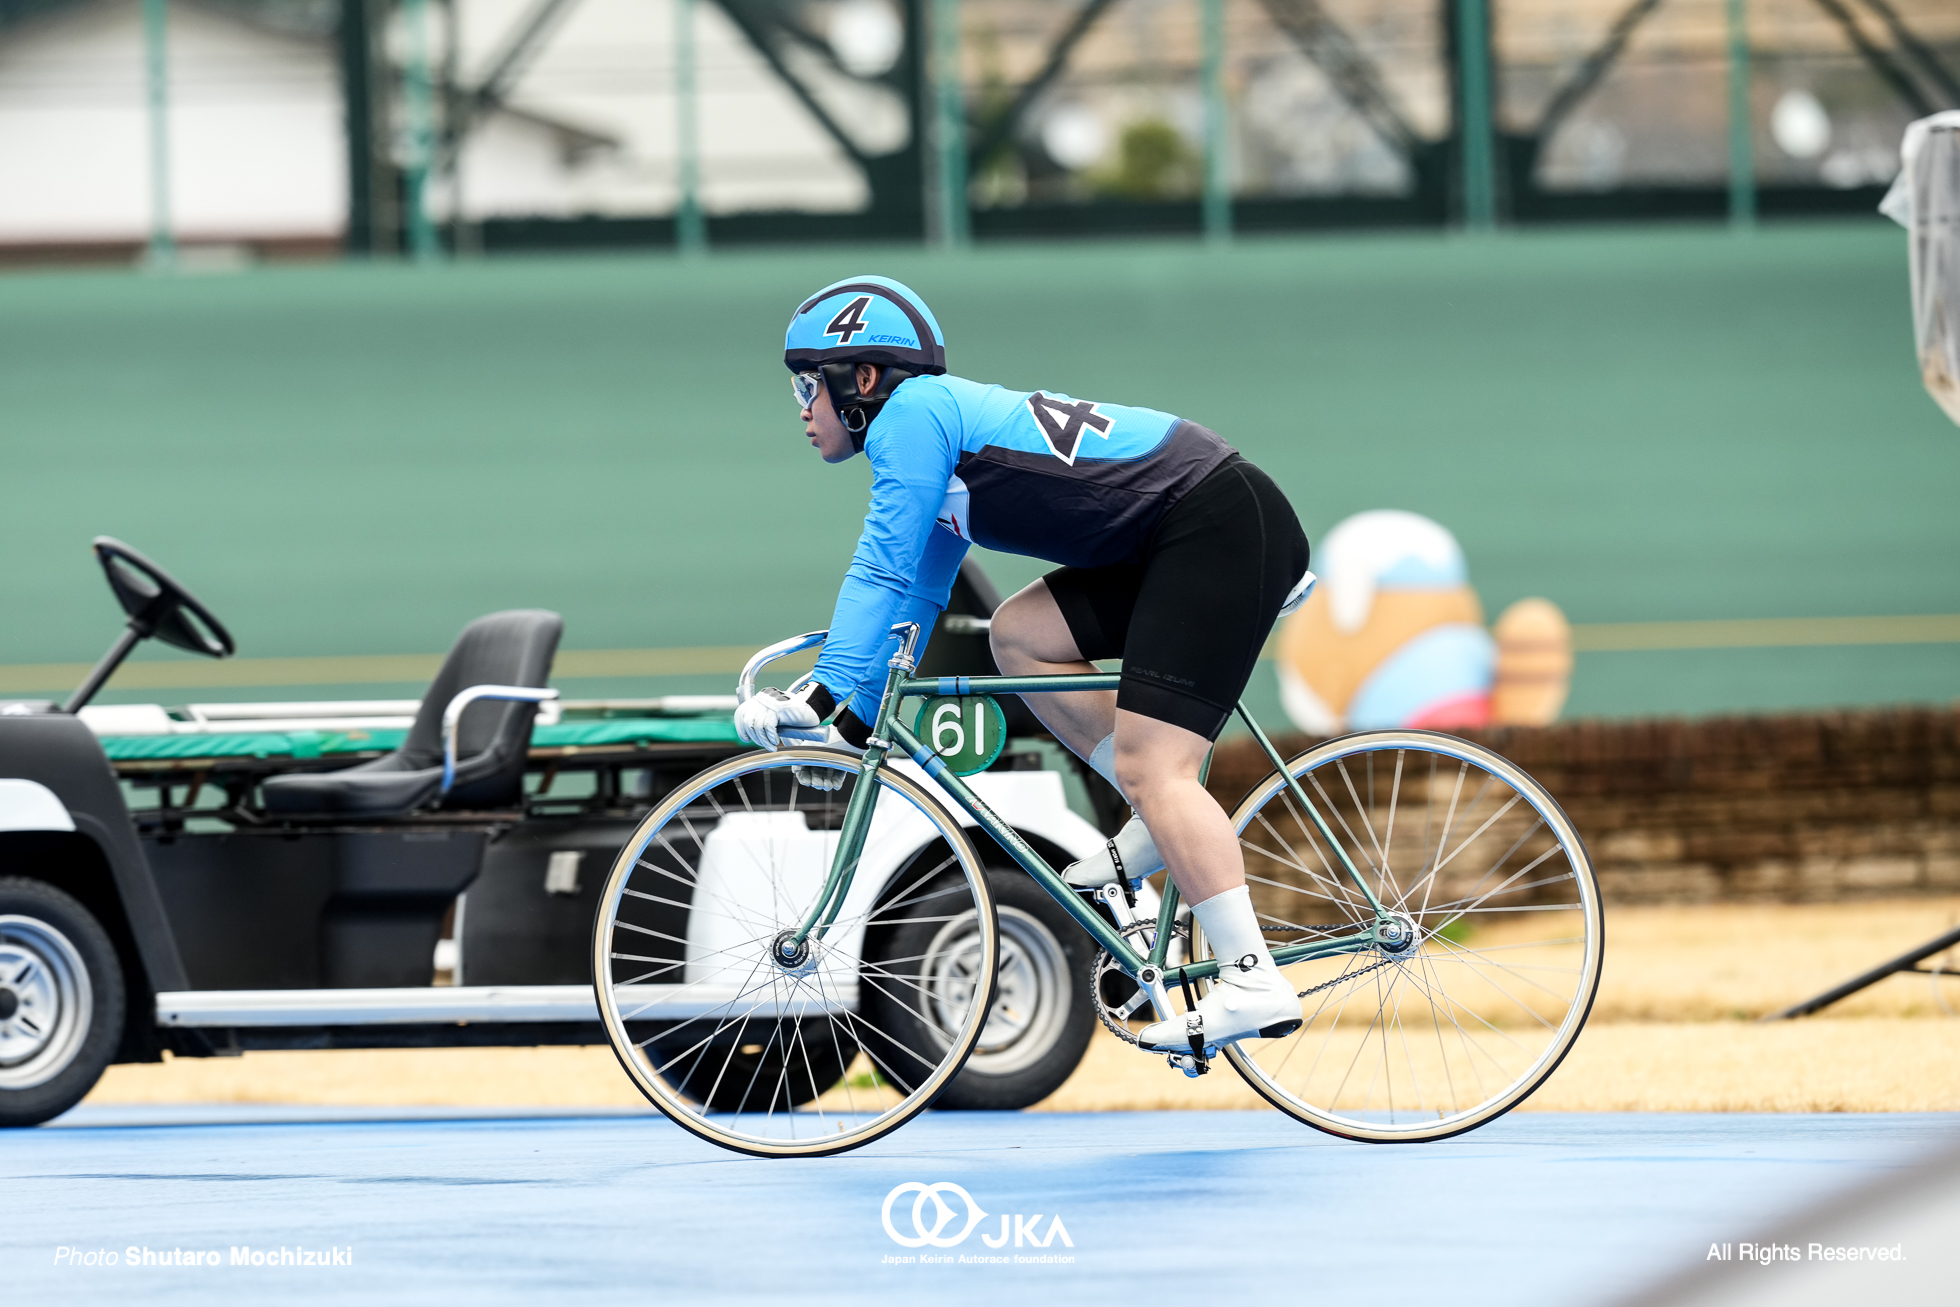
{"left": 735, "top": 275, "right": 1315, "bottom": 1055}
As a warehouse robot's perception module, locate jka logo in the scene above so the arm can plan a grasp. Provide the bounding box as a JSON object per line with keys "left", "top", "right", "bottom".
{"left": 881, "top": 1182, "right": 1073, "bottom": 1250}
{"left": 1025, "top": 392, "right": 1113, "bottom": 465}
{"left": 825, "top": 295, "right": 873, "bottom": 345}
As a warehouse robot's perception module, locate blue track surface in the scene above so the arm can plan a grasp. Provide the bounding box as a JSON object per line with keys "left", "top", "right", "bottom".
{"left": 9, "top": 1108, "right": 1958, "bottom": 1305}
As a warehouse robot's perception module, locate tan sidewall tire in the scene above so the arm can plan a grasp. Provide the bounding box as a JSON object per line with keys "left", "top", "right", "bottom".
{"left": 591, "top": 748, "right": 996, "bottom": 1158}
{"left": 1216, "top": 729, "right": 1604, "bottom": 1143}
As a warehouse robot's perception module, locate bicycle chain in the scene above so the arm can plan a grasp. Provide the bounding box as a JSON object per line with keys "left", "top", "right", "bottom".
{"left": 1258, "top": 922, "right": 1405, "bottom": 997}
{"left": 1293, "top": 956, "right": 1398, "bottom": 998}
{"left": 1092, "top": 921, "right": 1407, "bottom": 1038}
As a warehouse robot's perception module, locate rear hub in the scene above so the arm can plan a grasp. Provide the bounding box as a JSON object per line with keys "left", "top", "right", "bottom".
{"left": 1375, "top": 913, "right": 1419, "bottom": 956}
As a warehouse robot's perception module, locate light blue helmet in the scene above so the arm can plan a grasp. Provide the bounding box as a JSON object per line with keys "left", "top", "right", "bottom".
{"left": 784, "top": 276, "right": 946, "bottom": 449}
{"left": 784, "top": 275, "right": 946, "bottom": 376}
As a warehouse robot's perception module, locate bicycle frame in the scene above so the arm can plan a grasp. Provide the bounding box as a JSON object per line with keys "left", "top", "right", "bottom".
{"left": 777, "top": 624, "right": 1392, "bottom": 990}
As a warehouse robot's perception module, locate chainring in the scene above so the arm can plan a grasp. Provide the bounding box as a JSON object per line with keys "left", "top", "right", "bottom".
{"left": 1091, "top": 920, "right": 1187, "bottom": 1047}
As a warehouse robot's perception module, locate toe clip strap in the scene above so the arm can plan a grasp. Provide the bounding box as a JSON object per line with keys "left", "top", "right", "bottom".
{"left": 1175, "top": 969, "right": 1210, "bottom": 1072}
{"left": 1106, "top": 839, "right": 1138, "bottom": 908}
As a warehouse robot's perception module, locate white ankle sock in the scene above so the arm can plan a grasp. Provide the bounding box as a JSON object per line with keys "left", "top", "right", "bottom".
{"left": 1087, "top": 732, "right": 1123, "bottom": 797}
{"left": 1064, "top": 813, "right": 1163, "bottom": 886}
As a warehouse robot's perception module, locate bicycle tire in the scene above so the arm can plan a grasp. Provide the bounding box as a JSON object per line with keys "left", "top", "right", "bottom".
{"left": 592, "top": 748, "right": 997, "bottom": 1157}
{"left": 1207, "top": 729, "right": 1604, "bottom": 1143}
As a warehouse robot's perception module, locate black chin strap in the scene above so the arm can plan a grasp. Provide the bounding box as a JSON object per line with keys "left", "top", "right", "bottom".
{"left": 821, "top": 363, "right": 916, "bottom": 452}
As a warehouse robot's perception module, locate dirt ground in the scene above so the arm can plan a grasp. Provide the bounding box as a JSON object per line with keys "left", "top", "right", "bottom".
{"left": 86, "top": 897, "right": 1960, "bottom": 1114}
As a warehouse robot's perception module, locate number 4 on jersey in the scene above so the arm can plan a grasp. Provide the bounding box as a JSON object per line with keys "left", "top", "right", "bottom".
{"left": 1026, "top": 392, "right": 1113, "bottom": 465}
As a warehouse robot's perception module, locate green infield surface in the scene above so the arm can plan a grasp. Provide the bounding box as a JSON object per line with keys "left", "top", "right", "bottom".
{"left": 2, "top": 220, "right": 1955, "bottom": 723}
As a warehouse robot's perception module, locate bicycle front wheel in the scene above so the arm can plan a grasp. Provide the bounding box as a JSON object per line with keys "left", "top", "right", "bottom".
{"left": 1212, "top": 730, "right": 1603, "bottom": 1143}
{"left": 592, "top": 748, "right": 997, "bottom": 1157}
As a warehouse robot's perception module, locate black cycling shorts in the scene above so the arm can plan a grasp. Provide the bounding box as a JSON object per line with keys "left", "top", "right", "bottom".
{"left": 1044, "top": 455, "right": 1310, "bottom": 741}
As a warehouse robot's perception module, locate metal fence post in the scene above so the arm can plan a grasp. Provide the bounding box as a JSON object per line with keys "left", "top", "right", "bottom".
{"left": 142, "top": 0, "right": 174, "bottom": 267}
{"left": 1455, "top": 0, "right": 1496, "bottom": 231}
{"left": 402, "top": 0, "right": 441, "bottom": 260}
{"left": 932, "top": 0, "right": 968, "bottom": 248}
{"left": 1201, "top": 0, "right": 1231, "bottom": 244}
{"left": 1725, "top": 0, "right": 1756, "bottom": 229}
{"left": 675, "top": 0, "right": 707, "bottom": 254}
{"left": 339, "top": 0, "right": 376, "bottom": 255}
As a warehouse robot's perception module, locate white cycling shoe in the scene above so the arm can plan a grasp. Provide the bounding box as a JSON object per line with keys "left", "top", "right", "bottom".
{"left": 1136, "top": 886, "right": 1302, "bottom": 1052}
{"left": 1064, "top": 814, "right": 1164, "bottom": 888}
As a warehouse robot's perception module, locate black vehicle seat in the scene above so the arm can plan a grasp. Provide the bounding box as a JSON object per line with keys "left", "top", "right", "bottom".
{"left": 260, "top": 610, "right": 562, "bottom": 820}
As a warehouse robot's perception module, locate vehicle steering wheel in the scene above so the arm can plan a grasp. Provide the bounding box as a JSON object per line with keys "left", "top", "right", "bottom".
{"left": 92, "top": 536, "right": 235, "bottom": 659}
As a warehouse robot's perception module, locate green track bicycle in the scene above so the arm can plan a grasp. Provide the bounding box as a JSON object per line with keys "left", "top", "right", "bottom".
{"left": 593, "top": 622, "right": 1604, "bottom": 1158}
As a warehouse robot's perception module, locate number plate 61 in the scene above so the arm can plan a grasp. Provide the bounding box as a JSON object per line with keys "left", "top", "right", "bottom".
{"left": 910, "top": 695, "right": 1007, "bottom": 776}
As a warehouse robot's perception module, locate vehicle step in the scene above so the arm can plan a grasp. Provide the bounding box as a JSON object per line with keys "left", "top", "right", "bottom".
{"left": 153, "top": 984, "right": 856, "bottom": 1027}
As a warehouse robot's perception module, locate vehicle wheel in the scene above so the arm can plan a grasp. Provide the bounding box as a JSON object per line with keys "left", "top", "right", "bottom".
{"left": 0, "top": 877, "right": 126, "bottom": 1128}
{"left": 593, "top": 750, "right": 995, "bottom": 1157}
{"left": 1209, "top": 731, "right": 1603, "bottom": 1143}
{"left": 913, "top": 868, "right": 1096, "bottom": 1110}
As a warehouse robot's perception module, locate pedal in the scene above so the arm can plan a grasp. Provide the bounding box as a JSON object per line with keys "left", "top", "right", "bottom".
{"left": 1177, "top": 1014, "right": 1212, "bottom": 1076}
{"left": 1167, "top": 1053, "right": 1210, "bottom": 1078}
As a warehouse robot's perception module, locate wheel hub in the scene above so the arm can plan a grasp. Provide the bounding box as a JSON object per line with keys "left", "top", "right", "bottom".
{"left": 963, "top": 908, "right": 1070, "bottom": 1071}
{"left": 0, "top": 942, "right": 60, "bottom": 1063}
{"left": 1375, "top": 913, "right": 1419, "bottom": 956}
{"left": 976, "top": 934, "right": 1036, "bottom": 1049}
{"left": 769, "top": 930, "right": 819, "bottom": 977}
{"left": 0, "top": 921, "right": 90, "bottom": 1084}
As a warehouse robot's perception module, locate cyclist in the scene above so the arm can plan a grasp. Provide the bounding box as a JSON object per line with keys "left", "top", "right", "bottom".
{"left": 735, "top": 275, "right": 1313, "bottom": 1055}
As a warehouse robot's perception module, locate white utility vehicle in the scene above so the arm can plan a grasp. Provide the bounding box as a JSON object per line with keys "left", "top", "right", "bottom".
{"left": 0, "top": 542, "right": 1130, "bottom": 1123}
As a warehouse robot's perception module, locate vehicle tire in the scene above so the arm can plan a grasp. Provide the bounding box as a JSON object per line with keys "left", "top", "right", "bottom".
{"left": 0, "top": 877, "right": 126, "bottom": 1128}
{"left": 593, "top": 749, "right": 995, "bottom": 1158}
{"left": 1207, "top": 730, "right": 1604, "bottom": 1143}
{"left": 921, "top": 867, "right": 1096, "bottom": 1110}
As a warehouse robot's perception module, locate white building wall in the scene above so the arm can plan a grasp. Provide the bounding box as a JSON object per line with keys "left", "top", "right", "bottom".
{"left": 446, "top": 0, "right": 870, "bottom": 218}
{"left": 0, "top": 0, "right": 881, "bottom": 247}
{"left": 0, "top": 0, "right": 345, "bottom": 243}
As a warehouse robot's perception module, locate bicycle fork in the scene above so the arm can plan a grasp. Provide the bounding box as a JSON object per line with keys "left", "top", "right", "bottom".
{"left": 781, "top": 623, "right": 924, "bottom": 960}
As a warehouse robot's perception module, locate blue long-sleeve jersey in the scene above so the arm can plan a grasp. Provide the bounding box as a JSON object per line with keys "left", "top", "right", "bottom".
{"left": 810, "top": 373, "right": 1234, "bottom": 724}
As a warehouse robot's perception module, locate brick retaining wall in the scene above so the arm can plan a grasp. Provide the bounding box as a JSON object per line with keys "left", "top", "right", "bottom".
{"left": 1203, "top": 709, "right": 1960, "bottom": 904}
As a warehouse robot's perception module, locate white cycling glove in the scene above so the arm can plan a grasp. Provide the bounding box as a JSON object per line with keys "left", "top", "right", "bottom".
{"left": 734, "top": 684, "right": 825, "bottom": 752}
{"left": 735, "top": 685, "right": 865, "bottom": 790}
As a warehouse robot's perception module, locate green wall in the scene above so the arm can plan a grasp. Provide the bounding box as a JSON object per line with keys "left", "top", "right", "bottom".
{"left": 3, "top": 221, "right": 1954, "bottom": 719}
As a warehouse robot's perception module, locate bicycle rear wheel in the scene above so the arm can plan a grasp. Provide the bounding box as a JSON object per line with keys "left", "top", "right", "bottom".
{"left": 592, "top": 748, "right": 997, "bottom": 1157}
{"left": 1211, "top": 730, "right": 1603, "bottom": 1142}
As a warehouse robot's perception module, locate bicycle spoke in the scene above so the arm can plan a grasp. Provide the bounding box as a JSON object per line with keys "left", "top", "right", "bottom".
{"left": 1221, "top": 733, "right": 1601, "bottom": 1141}
{"left": 1382, "top": 750, "right": 1404, "bottom": 876}
{"left": 595, "top": 749, "right": 995, "bottom": 1153}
